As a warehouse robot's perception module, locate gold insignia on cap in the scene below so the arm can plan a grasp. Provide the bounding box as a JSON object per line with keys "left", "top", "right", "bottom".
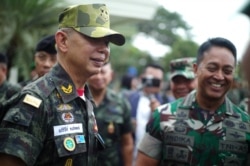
{"left": 23, "top": 94, "right": 42, "bottom": 108}
{"left": 63, "top": 137, "right": 76, "bottom": 152}
{"left": 99, "top": 6, "right": 109, "bottom": 23}
{"left": 108, "top": 122, "right": 115, "bottom": 134}
{"left": 61, "top": 84, "right": 73, "bottom": 94}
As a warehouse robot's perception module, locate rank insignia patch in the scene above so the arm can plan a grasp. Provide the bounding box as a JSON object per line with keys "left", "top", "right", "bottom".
{"left": 61, "top": 84, "right": 73, "bottom": 94}
{"left": 23, "top": 94, "right": 42, "bottom": 108}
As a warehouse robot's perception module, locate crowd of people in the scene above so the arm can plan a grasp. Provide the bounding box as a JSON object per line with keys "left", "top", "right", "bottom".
{"left": 0, "top": 2, "right": 249, "bottom": 166}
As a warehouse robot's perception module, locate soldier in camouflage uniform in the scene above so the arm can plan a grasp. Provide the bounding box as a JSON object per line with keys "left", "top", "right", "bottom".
{"left": 136, "top": 37, "right": 250, "bottom": 166}
{"left": 0, "top": 53, "right": 21, "bottom": 103}
{"left": 168, "top": 57, "right": 196, "bottom": 99}
{"left": 19, "top": 35, "right": 57, "bottom": 87}
{"left": 88, "top": 63, "right": 134, "bottom": 166}
{"left": 0, "top": 4, "right": 125, "bottom": 166}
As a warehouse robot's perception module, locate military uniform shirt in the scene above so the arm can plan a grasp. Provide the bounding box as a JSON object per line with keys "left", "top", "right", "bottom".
{"left": 0, "top": 80, "right": 21, "bottom": 103}
{"left": 94, "top": 88, "right": 132, "bottom": 166}
{"left": 138, "top": 91, "right": 250, "bottom": 166}
{"left": 0, "top": 64, "right": 100, "bottom": 166}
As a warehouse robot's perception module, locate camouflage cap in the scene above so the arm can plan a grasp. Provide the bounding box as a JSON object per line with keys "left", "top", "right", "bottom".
{"left": 58, "top": 4, "right": 125, "bottom": 46}
{"left": 169, "top": 57, "right": 196, "bottom": 80}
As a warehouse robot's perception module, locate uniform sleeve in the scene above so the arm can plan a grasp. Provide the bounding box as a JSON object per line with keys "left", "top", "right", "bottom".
{"left": 0, "top": 93, "right": 47, "bottom": 166}
{"left": 137, "top": 108, "right": 163, "bottom": 159}
{"left": 121, "top": 97, "right": 133, "bottom": 134}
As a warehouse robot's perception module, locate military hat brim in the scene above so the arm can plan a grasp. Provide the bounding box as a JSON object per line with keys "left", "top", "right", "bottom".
{"left": 74, "top": 26, "right": 125, "bottom": 46}
{"left": 170, "top": 71, "right": 195, "bottom": 80}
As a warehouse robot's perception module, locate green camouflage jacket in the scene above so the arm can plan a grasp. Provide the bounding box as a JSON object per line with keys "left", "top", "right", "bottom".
{"left": 94, "top": 88, "right": 132, "bottom": 166}
{"left": 138, "top": 91, "right": 250, "bottom": 166}
{"left": 0, "top": 80, "right": 21, "bottom": 103}
{"left": 0, "top": 64, "right": 101, "bottom": 166}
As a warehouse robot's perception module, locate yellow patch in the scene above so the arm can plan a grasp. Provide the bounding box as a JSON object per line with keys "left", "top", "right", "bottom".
{"left": 65, "top": 158, "right": 73, "bottom": 166}
{"left": 23, "top": 94, "right": 42, "bottom": 108}
{"left": 61, "top": 84, "right": 73, "bottom": 94}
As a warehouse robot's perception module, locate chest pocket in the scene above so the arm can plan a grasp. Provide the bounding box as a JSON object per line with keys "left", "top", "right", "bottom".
{"left": 97, "top": 106, "right": 124, "bottom": 147}
{"left": 54, "top": 134, "right": 87, "bottom": 157}
{"left": 3, "top": 104, "right": 34, "bottom": 127}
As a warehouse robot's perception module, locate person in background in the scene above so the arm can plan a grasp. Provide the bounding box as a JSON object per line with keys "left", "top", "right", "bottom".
{"left": 120, "top": 74, "right": 138, "bottom": 97}
{"left": 136, "top": 37, "right": 250, "bottom": 166}
{"left": 126, "top": 63, "right": 164, "bottom": 163}
{"left": 226, "top": 77, "right": 246, "bottom": 105}
{"left": 241, "top": 0, "right": 250, "bottom": 116}
{"left": 19, "top": 35, "right": 57, "bottom": 87}
{"left": 168, "top": 57, "right": 197, "bottom": 99}
{"left": 0, "top": 3, "right": 125, "bottom": 165}
{"left": 153, "top": 57, "right": 196, "bottom": 111}
{"left": 88, "top": 62, "right": 133, "bottom": 166}
{"left": 0, "top": 53, "right": 21, "bottom": 103}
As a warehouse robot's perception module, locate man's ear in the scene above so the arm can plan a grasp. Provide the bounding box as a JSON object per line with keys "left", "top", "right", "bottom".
{"left": 193, "top": 63, "right": 198, "bottom": 76}
{"left": 55, "top": 31, "right": 68, "bottom": 53}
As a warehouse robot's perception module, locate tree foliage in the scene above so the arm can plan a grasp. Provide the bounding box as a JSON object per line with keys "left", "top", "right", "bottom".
{"left": 0, "top": 0, "right": 66, "bottom": 81}
{"left": 158, "top": 39, "right": 199, "bottom": 74}
{"left": 136, "top": 6, "right": 199, "bottom": 79}
{"left": 110, "top": 43, "right": 154, "bottom": 77}
{"left": 137, "top": 6, "right": 192, "bottom": 46}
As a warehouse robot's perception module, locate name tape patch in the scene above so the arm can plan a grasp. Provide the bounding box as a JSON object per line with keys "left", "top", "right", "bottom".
{"left": 54, "top": 123, "right": 83, "bottom": 136}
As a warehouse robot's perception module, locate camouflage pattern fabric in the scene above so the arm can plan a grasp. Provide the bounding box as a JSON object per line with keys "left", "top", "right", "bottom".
{"left": 169, "top": 57, "right": 196, "bottom": 80}
{"left": 58, "top": 4, "right": 125, "bottom": 46}
{"left": 239, "top": 97, "right": 249, "bottom": 113}
{"left": 0, "top": 64, "right": 100, "bottom": 166}
{"left": 94, "top": 88, "right": 132, "bottom": 166}
{"left": 0, "top": 80, "right": 21, "bottom": 103}
{"left": 138, "top": 91, "right": 250, "bottom": 165}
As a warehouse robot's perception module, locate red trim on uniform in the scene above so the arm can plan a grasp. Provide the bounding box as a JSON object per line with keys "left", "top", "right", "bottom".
{"left": 77, "top": 89, "right": 85, "bottom": 96}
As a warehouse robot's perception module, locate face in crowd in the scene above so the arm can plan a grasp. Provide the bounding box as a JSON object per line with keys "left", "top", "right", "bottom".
{"left": 142, "top": 65, "right": 164, "bottom": 95}
{"left": 171, "top": 76, "right": 196, "bottom": 99}
{"left": 193, "top": 38, "right": 236, "bottom": 102}
{"left": 34, "top": 51, "right": 57, "bottom": 77}
{"left": 88, "top": 63, "right": 113, "bottom": 91}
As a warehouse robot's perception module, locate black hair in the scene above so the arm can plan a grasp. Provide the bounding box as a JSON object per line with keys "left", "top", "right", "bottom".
{"left": 0, "top": 52, "right": 7, "bottom": 64}
{"left": 120, "top": 74, "right": 134, "bottom": 90}
{"left": 143, "top": 63, "right": 164, "bottom": 74}
{"left": 197, "top": 37, "right": 237, "bottom": 65}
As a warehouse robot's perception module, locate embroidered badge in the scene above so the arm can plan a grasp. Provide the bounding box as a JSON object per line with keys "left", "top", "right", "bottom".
{"left": 75, "top": 135, "right": 85, "bottom": 144}
{"left": 219, "top": 140, "right": 248, "bottom": 154}
{"left": 99, "top": 6, "right": 109, "bottom": 23}
{"left": 23, "top": 94, "right": 42, "bottom": 108}
{"left": 57, "top": 104, "right": 73, "bottom": 111}
{"left": 61, "top": 112, "right": 74, "bottom": 123}
{"left": 64, "top": 137, "right": 76, "bottom": 151}
{"left": 54, "top": 123, "right": 83, "bottom": 136}
{"left": 61, "top": 84, "right": 73, "bottom": 94}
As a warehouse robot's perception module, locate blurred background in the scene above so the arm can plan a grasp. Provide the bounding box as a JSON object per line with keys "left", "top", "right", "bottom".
{"left": 0, "top": 0, "right": 249, "bottom": 86}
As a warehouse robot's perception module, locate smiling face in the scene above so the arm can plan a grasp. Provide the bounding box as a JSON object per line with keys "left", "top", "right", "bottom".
{"left": 171, "top": 76, "right": 196, "bottom": 99}
{"left": 194, "top": 46, "right": 235, "bottom": 102}
{"left": 88, "top": 63, "right": 113, "bottom": 91}
{"left": 56, "top": 28, "right": 110, "bottom": 79}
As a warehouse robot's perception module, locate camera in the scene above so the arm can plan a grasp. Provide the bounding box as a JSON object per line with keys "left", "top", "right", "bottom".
{"left": 141, "top": 76, "right": 161, "bottom": 88}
